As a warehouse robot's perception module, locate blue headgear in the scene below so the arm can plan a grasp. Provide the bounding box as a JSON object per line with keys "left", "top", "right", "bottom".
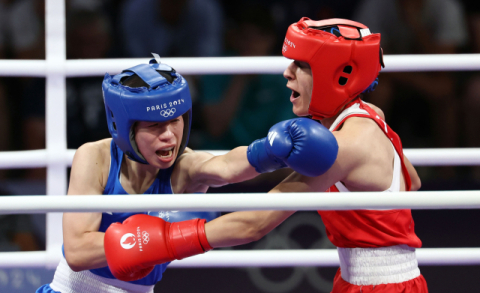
{"left": 102, "top": 58, "right": 192, "bottom": 164}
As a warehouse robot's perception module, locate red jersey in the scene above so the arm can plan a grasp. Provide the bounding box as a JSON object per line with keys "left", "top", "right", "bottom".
{"left": 318, "top": 98, "right": 422, "bottom": 248}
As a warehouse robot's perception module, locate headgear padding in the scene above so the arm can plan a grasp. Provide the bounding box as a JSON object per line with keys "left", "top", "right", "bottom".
{"left": 102, "top": 59, "right": 192, "bottom": 164}
{"left": 282, "top": 17, "right": 384, "bottom": 119}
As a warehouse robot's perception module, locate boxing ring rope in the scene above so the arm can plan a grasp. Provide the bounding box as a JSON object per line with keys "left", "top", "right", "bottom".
{"left": 2, "top": 192, "right": 480, "bottom": 268}
{"left": 1, "top": 0, "right": 480, "bottom": 270}
{"left": 2, "top": 54, "right": 480, "bottom": 77}
{"left": 2, "top": 148, "right": 480, "bottom": 169}
{"left": 2, "top": 248, "right": 480, "bottom": 269}
{"left": 2, "top": 192, "right": 480, "bottom": 214}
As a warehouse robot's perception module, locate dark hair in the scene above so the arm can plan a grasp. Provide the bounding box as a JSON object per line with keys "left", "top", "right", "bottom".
{"left": 121, "top": 71, "right": 177, "bottom": 88}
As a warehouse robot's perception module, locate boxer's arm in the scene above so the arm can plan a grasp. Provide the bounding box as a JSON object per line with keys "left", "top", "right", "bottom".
{"left": 177, "top": 146, "right": 258, "bottom": 192}
{"left": 185, "top": 160, "right": 343, "bottom": 248}
{"left": 179, "top": 119, "right": 338, "bottom": 192}
{"left": 63, "top": 142, "right": 109, "bottom": 271}
{"left": 202, "top": 120, "right": 395, "bottom": 248}
{"left": 404, "top": 155, "right": 421, "bottom": 191}
{"left": 202, "top": 146, "right": 346, "bottom": 248}
{"left": 202, "top": 163, "right": 343, "bottom": 247}
{"left": 204, "top": 210, "right": 295, "bottom": 247}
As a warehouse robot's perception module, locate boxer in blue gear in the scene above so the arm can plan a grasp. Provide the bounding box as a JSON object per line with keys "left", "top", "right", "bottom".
{"left": 37, "top": 54, "right": 337, "bottom": 292}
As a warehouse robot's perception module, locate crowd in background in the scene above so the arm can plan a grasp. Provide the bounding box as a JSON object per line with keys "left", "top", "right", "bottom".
{"left": 0, "top": 0, "right": 479, "bottom": 251}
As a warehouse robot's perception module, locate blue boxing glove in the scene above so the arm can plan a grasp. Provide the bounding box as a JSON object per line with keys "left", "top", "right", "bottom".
{"left": 247, "top": 118, "right": 338, "bottom": 177}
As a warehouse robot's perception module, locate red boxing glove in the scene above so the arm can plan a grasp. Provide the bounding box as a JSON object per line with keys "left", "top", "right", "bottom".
{"left": 104, "top": 214, "right": 212, "bottom": 281}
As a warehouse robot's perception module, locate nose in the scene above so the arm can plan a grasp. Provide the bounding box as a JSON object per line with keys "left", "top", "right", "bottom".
{"left": 157, "top": 124, "right": 175, "bottom": 142}
{"left": 283, "top": 61, "right": 296, "bottom": 81}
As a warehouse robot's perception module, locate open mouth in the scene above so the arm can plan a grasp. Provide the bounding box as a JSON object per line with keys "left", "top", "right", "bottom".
{"left": 292, "top": 90, "right": 300, "bottom": 98}
{"left": 156, "top": 147, "right": 174, "bottom": 158}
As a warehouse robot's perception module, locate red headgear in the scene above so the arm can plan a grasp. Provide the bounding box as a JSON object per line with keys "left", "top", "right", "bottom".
{"left": 282, "top": 17, "right": 384, "bottom": 119}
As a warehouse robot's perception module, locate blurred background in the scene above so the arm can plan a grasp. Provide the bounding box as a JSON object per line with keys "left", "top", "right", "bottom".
{"left": 0, "top": 0, "right": 479, "bottom": 291}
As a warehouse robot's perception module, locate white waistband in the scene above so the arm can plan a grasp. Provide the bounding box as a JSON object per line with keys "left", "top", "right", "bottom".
{"left": 49, "top": 257, "right": 154, "bottom": 293}
{"left": 338, "top": 245, "right": 420, "bottom": 286}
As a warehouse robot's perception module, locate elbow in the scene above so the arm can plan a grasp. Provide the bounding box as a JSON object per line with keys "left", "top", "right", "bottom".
{"left": 410, "top": 175, "right": 421, "bottom": 191}
{"left": 411, "top": 178, "right": 421, "bottom": 191}
{"left": 64, "top": 249, "right": 88, "bottom": 272}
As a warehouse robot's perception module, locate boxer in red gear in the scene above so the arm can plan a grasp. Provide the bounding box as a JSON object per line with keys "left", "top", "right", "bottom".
{"left": 199, "top": 18, "right": 427, "bottom": 293}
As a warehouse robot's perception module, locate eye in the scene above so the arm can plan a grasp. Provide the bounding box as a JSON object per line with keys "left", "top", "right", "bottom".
{"left": 148, "top": 123, "right": 158, "bottom": 128}
{"left": 294, "top": 61, "right": 310, "bottom": 69}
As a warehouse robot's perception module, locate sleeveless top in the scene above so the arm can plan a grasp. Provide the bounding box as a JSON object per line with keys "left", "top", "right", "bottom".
{"left": 318, "top": 98, "right": 422, "bottom": 249}
{"left": 88, "top": 140, "right": 173, "bottom": 285}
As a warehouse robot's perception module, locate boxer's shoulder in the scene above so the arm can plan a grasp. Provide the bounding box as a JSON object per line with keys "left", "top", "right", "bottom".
{"left": 70, "top": 139, "right": 111, "bottom": 192}
{"left": 332, "top": 116, "right": 393, "bottom": 175}
{"left": 74, "top": 139, "right": 111, "bottom": 165}
{"left": 334, "top": 117, "right": 375, "bottom": 151}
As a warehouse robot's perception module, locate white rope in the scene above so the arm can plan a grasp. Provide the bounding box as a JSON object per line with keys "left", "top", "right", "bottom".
{"left": 0, "top": 148, "right": 479, "bottom": 169}
{"left": 403, "top": 148, "right": 480, "bottom": 166}
{"left": 0, "top": 54, "right": 480, "bottom": 77}
{"left": 0, "top": 191, "right": 479, "bottom": 214}
{"left": 1, "top": 248, "right": 479, "bottom": 268}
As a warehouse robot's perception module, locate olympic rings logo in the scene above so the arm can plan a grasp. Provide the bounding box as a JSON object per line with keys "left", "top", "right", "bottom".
{"left": 142, "top": 231, "right": 150, "bottom": 244}
{"left": 239, "top": 212, "right": 335, "bottom": 293}
{"left": 160, "top": 108, "right": 176, "bottom": 117}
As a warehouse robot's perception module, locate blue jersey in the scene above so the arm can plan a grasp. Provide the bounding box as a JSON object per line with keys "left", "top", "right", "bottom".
{"left": 89, "top": 140, "right": 219, "bottom": 286}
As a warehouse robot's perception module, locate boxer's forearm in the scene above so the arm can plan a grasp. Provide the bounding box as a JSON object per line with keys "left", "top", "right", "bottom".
{"left": 204, "top": 210, "right": 295, "bottom": 248}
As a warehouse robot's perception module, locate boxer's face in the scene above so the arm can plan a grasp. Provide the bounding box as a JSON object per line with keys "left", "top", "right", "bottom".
{"left": 284, "top": 61, "right": 313, "bottom": 116}
{"left": 135, "top": 116, "right": 184, "bottom": 168}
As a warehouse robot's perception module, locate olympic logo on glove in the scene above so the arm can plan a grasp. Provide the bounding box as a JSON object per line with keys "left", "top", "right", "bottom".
{"left": 160, "top": 108, "right": 176, "bottom": 117}
{"left": 142, "top": 231, "right": 150, "bottom": 244}
{"left": 120, "top": 233, "right": 136, "bottom": 250}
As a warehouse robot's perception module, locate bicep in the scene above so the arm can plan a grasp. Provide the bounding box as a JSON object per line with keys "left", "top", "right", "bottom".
{"left": 63, "top": 145, "right": 105, "bottom": 246}
{"left": 63, "top": 212, "right": 103, "bottom": 245}
{"left": 185, "top": 147, "right": 255, "bottom": 189}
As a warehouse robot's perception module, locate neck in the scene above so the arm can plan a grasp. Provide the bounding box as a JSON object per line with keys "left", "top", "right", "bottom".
{"left": 319, "top": 109, "right": 344, "bottom": 130}
{"left": 319, "top": 116, "right": 336, "bottom": 130}
{"left": 317, "top": 97, "right": 360, "bottom": 129}
{"left": 121, "top": 155, "right": 159, "bottom": 194}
